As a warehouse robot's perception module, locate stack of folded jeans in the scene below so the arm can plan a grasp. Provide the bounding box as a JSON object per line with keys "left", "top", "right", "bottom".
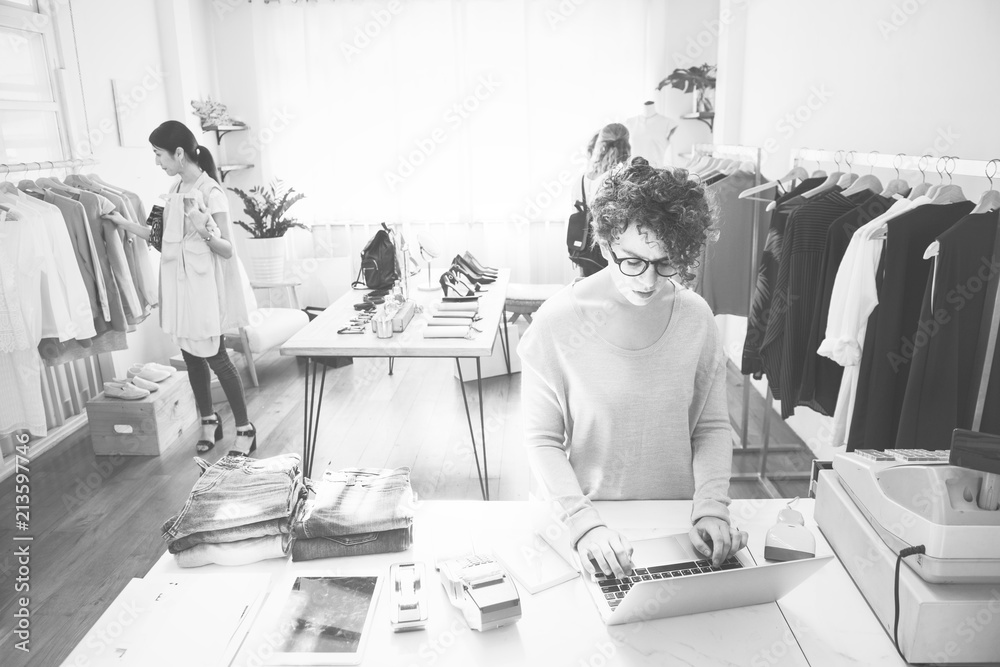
{"left": 292, "top": 467, "right": 414, "bottom": 562}
{"left": 161, "top": 453, "right": 305, "bottom": 568}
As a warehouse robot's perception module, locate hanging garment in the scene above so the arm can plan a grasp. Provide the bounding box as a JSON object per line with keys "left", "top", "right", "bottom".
{"left": 160, "top": 172, "right": 249, "bottom": 356}
{"left": 99, "top": 189, "right": 150, "bottom": 323}
{"left": 43, "top": 191, "right": 107, "bottom": 336}
{"left": 2, "top": 191, "right": 96, "bottom": 342}
{"left": 799, "top": 194, "right": 894, "bottom": 415}
{"left": 849, "top": 200, "right": 974, "bottom": 450}
{"left": 742, "top": 177, "right": 826, "bottom": 378}
{"left": 819, "top": 197, "right": 923, "bottom": 448}
{"left": 896, "top": 210, "right": 1000, "bottom": 449}
{"left": 76, "top": 191, "right": 129, "bottom": 332}
{"left": 119, "top": 192, "right": 158, "bottom": 306}
{"left": 758, "top": 188, "right": 870, "bottom": 416}
{"left": 0, "top": 214, "right": 46, "bottom": 437}
{"left": 623, "top": 113, "right": 677, "bottom": 168}
{"left": 700, "top": 171, "right": 772, "bottom": 317}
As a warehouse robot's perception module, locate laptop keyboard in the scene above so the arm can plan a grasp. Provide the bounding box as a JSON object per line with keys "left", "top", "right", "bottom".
{"left": 595, "top": 557, "right": 743, "bottom": 609}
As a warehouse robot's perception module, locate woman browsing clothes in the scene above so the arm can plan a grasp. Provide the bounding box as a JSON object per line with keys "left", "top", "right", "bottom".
{"left": 106, "top": 120, "right": 257, "bottom": 456}
{"left": 520, "top": 157, "right": 746, "bottom": 578}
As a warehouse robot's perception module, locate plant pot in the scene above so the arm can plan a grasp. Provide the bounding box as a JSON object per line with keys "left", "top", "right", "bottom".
{"left": 244, "top": 237, "right": 287, "bottom": 283}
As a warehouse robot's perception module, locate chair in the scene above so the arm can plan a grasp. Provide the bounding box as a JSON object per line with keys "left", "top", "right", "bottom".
{"left": 226, "top": 259, "right": 309, "bottom": 387}
{"left": 504, "top": 283, "right": 566, "bottom": 324}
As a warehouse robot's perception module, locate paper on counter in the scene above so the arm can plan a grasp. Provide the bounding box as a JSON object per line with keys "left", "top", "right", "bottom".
{"left": 436, "top": 301, "right": 480, "bottom": 312}
{"left": 422, "top": 326, "right": 471, "bottom": 339}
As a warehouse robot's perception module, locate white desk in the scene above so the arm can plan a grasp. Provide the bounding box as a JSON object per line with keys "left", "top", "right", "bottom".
{"left": 280, "top": 270, "right": 512, "bottom": 496}
{"left": 141, "top": 499, "right": 905, "bottom": 667}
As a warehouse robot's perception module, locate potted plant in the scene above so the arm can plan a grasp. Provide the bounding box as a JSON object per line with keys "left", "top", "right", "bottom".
{"left": 230, "top": 180, "right": 307, "bottom": 283}
{"left": 191, "top": 97, "right": 245, "bottom": 130}
{"left": 657, "top": 64, "right": 717, "bottom": 115}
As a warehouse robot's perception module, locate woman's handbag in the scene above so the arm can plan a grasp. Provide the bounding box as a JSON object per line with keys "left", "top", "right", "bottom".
{"left": 566, "top": 177, "right": 607, "bottom": 277}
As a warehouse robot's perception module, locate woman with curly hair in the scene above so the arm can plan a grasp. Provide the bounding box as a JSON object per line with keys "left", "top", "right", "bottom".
{"left": 520, "top": 157, "right": 745, "bottom": 579}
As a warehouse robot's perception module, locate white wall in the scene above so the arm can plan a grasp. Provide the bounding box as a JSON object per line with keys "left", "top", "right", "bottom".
{"left": 715, "top": 0, "right": 1000, "bottom": 459}
{"left": 720, "top": 0, "right": 1000, "bottom": 175}
{"left": 67, "top": 0, "right": 178, "bottom": 372}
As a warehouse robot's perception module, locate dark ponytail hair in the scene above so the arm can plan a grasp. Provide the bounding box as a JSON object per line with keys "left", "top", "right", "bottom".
{"left": 149, "top": 120, "right": 219, "bottom": 183}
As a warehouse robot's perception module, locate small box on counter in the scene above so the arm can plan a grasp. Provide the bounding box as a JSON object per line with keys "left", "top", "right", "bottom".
{"left": 392, "top": 300, "right": 416, "bottom": 332}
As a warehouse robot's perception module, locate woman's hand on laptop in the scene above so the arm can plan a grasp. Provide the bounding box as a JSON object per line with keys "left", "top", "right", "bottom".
{"left": 689, "top": 517, "right": 749, "bottom": 567}
{"left": 577, "top": 526, "right": 634, "bottom": 579}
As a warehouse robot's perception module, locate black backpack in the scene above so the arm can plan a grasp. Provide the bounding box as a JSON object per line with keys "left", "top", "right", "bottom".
{"left": 567, "top": 176, "right": 608, "bottom": 277}
{"left": 352, "top": 223, "right": 399, "bottom": 290}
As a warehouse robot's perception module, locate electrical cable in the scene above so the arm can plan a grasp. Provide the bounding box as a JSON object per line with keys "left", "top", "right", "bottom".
{"left": 893, "top": 545, "right": 926, "bottom": 663}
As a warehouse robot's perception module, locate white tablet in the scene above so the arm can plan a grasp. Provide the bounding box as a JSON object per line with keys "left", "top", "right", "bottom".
{"left": 258, "top": 570, "right": 383, "bottom": 665}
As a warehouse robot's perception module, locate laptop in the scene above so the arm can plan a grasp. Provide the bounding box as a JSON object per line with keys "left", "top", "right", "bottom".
{"left": 583, "top": 533, "right": 832, "bottom": 625}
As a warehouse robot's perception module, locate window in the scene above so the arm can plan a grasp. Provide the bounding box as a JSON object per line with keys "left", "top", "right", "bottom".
{"left": 0, "top": 3, "right": 67, "bottom": 164}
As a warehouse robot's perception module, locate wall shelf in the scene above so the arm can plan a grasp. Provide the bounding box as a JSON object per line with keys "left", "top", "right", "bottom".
{"left": 202, "top": 124, "right": 248, "bottom": 144}
{"left": 682, "top": 111, "right": 715, "bottom": 132}
{"left": 219, "top": 163, "right": 254, "bottom": 182}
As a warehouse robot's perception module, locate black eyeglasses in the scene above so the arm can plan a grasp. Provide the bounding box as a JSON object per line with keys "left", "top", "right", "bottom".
{"left": 607, "top": 247, "right": 678, "bottom": 278}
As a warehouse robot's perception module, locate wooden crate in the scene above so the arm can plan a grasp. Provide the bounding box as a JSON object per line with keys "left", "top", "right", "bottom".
{"left": 87, "top": 372, "right": 197, "bottom": 455}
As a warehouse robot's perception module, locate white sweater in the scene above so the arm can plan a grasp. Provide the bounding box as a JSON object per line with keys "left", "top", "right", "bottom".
{"left": 518, "top": 281, "right": 732, "bottom": 546}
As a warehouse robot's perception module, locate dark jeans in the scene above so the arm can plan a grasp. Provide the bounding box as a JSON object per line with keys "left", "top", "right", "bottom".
{"left": 181, "top": 335, "right": 248, "bottom": 425}
{"left": 291, "top": 525, "right": 412, "bottom": 562}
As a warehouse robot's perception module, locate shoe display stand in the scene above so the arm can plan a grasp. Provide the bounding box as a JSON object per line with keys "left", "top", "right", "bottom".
{"left": 86, "top": 372, "right": 198, "bottom": 456}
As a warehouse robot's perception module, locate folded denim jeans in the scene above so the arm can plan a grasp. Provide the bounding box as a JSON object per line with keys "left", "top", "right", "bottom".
{"left": 175, "top": 533, "right": 293, "bottom": 568}
{"left": 167, "top": 489, "right": 307, "bottom": 554}
{"left": 294, "top": 467, "right": 414, "bottom": 539}
{"left": 291, "top": 525, "right": 412, "bottom": 562}
{"left": 162, "top": 453, "right": 302, "bottom": 542}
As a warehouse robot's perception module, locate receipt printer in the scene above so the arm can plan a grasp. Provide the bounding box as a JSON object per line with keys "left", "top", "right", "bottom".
{"left": 437, "top": 554, "right": 521, "bottom": 631}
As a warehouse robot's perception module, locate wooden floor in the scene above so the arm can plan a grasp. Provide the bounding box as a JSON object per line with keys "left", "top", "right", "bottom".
{"left": 0, "top": 346, "right": 813, "bottom": 666}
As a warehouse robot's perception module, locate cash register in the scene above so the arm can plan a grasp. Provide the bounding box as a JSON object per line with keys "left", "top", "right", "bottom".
{"left": 814, "top": 430, "right": 1000, "bottom": 664}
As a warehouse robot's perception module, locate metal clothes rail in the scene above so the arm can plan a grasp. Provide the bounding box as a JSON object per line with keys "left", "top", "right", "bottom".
{"left": 0, "top": 157, "right": 99, "bottom": 175}
{"left": 689, "top": 144, "right": 809, "bottom": 498}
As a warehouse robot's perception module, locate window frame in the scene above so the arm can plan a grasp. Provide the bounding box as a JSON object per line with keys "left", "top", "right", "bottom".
{"left": 0, "top": 2, "right": 73, "bottom": 164}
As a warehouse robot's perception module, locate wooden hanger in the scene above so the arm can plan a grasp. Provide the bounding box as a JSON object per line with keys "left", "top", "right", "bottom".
{"left": 878, "top": 153, "right": 911, "bottom": 198}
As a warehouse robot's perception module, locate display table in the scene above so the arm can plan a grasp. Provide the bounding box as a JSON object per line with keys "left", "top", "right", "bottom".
{"left": 280, "top": 270, "right": 512, "bottom": 496}
{"left": 132, "top": 499, "right": 906, "bottom": 667}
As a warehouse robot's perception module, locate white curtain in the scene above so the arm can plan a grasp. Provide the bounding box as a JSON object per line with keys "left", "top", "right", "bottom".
{"left": 250, "top": 0, "right": 667, "bottom": 229}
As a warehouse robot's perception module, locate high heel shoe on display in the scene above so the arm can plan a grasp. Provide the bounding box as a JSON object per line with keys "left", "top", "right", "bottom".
{"left": 196, "top": 412, "right": 224, "bottom": 454}
{"left": 462, "top": 252, "right": 498, "bottom": 276}
{"left": 440, "top": 272, "right": 477, "bottom": 297}
{"left": 451, "top": 262, "right": 493, "bottom": 288}
{"left": 452, "top": 256, "right": 496, "bottom": 283}
{"left": 449, "top": 267, "right": 484, "bottom": 294}
{"left": 229, "top": 423, "right": 257, "bottom": 457}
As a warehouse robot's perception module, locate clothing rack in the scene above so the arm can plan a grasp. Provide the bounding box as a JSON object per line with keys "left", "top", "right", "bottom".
{"left": 0, "top": 155, "right": 111, "bottom": 483}
{"left": 792, "top": 148, "right": 1000, "bottom": 474}
{"left": 794, "top": 148, "right": 997, "bottom": 179}
{"left": 690, "top": 144, "right": 806, "bottom": 498}
{"left": 0, "top": 157, "right": 99, "bottom": 175}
